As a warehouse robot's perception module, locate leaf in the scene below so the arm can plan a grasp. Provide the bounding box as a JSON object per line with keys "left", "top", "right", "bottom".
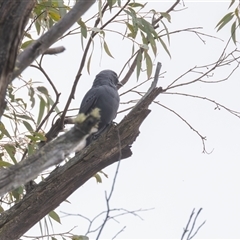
{"left": 103, "top": 41, "right": 114, "bottom": 58}
{"left": 87, "top": 51, "right": 93, "bottom": 74}
{"left": 47, "top": 96, "right": 60, "bottom": 113}
{"left": 160, "top": 19, "right": 170, "bottom": 44}
{"left": 99, "top": 170, "right": 108, "bottom": 178}
{"left": 159, "top": 36, "right": 171, "bottom": 58}
{"left": 4, "top": 144, "right": 17, "bottom": 164}
{"left": 149, "top": 35, "right": 157, "bottom": 56}
{"left": 21, "top": 40, "right": 34, "bottom": 50}
{"left": 72, "top": 236, "right": 89, "bottom": 240}
{"left": 128, "top": 2, "right": 144, "bottom": 8}
{"left": 33, "top": 132, "right": 47, "bottom": 141}
{"left": 15, "top": 114, "right": 33, "bottom": 121}
{"left": 229, "top": 0, "right": 235, "bottom": 9}
{"left": 231, "top": 21, "right": 237, "bottom": 44}
{"left": 136, "top": 50, "right": 142, "bottom": 80}
{"left": 57, "top": 0, "right": 66, "bottom": 18}
{"left": 78, "top": 18, "right": 87, "bottom": 38}
{"left": 0, "top": 160, "right": 13, "bottom": 167}
{"left": 28, "top": 86, "right": 35, "bottom": 108}
{"left": 216, "top": 12, "right": 234, "bottom": 31}
{"left": 160, "top": 12, "right": 171, "bottom": 22}
{"left": 0, "top": 205, "right": 4, "bottom": 213}
{"left": 145, "top": 52, "right": 153, "bottom": 79}
{"left": 48, "top": 9, "right": 61, "bottom": 21}
{"left": 51, "top": 237, "right": 57, "bottom": 240}
{"left": 37, "top": 96, "right": 46, "bottom": 125}
{"left": 94, "top": 173, "right": 102, "bottom": 183}
{"left": 35, "top": 20, "right": 41, "bottom": 35}
{"left": 37, "top": 86, "right": 49, "bottom": 96}
{"left": 0, "top": 122, "right": 12, "bottom": 139}
{"left": 107, "top": 0, "right": 117, "bottom": 11}
{"left": 23, "top": 120, "right": 34, "bottom": 133}
{"left": 140, "top": 44, "right": 149, "bottom": 50}
{"left": 49, "top": 210, "right": 61, "bottom": 224}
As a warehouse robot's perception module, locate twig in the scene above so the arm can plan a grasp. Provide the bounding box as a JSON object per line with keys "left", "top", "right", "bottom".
{"left": 43, "top": 46, "right": 66, "bottom": 55}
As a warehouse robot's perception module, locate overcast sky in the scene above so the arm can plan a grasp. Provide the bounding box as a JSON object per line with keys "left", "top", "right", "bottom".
{"left": 20, "top": 1, "right": 240, "bottom": 239}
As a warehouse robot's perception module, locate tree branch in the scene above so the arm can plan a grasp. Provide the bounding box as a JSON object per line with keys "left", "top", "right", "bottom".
{"left": 0, "top": 63, "right": 163, "bottom": 240}
{"left": 11, "top": 0, "right": 96, "bottom": 81}
{"left": 0, "top": 0, "right": 35, "bottom": 119}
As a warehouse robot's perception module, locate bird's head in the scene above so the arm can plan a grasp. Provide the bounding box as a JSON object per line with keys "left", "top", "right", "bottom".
{"left": 93, "top": 70, "right": 122, "bottom": 88}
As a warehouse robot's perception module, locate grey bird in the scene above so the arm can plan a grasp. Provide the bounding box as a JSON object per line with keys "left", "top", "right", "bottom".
{"left": 78, "top": 70, "right": 121, "bottom": 144}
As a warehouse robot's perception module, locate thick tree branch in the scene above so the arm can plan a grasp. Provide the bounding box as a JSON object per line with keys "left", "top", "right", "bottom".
{"left": 0, "top": 63, "right": 163, "bottom": 240}
{"left": 0, "top": 110, "right": 100, "bottom": 197}
{"left": 11, "top": 0, "right": 96, "bottom": 81}
{"left": 0, "top": 0, "right": 35, "bottom": 119}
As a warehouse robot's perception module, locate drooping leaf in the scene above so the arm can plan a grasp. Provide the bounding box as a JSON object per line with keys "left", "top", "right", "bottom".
{"left": 4, "top": 144, "right": 17, "bottom": 164}
{"left": 103, "top": 41, "right": 114, "bottom": 58}
{"left": 78, "top": 18, "right": 87, "bottom": 38}
{"left": 136, "top": 50, "right": 142, "bottom": 80}
{"left": 94, "top": 173, "right": 102, "bottom": 183}
{"left": 87, "top": 51, "right": 93, "bottom": 74}
{"left": 37, "top": 86, "right": 49, "bottom": 96}
{"left": 37, "top": 96, "right": 46, "bottom": 125}
{"left": 49, "top": 210, "right": 61, "bottom": 224}
{"left": 159, "top": 36, "right": 171, "bottom": 58}
{"left": 231, "top": 21, "right": 237, "bottom": 44}
{"left": 160, "top": 12, "right": 171, "bottom": 22}
{"left": 145, "top": 51, "right": 153, "bottom": 79}
{"left": 0, "top": 122, "right": 12, "bottom": 139}
{"left": 216, "top": 12, "right": 234, "bottom": 31}
{"left": 107, "top": 0, "right": 117, "bottom": 11}
{"left": 229, "top": 0, "right": 236, "bottom": 9}
{"left": 23, "top": 120, "right": 34, "bottom": 133}
{"left": 28, "top": 86, "right": 35, "bottom": 108}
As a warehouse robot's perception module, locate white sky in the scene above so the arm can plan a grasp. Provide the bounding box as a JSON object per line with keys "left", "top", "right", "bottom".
{"left": 18, "top": 1, "right": 240, "bottom": 239}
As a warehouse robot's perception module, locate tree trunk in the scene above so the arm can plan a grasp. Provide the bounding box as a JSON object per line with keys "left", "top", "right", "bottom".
{"left": 0, "top": 0, "right": 35, "bottom": 118}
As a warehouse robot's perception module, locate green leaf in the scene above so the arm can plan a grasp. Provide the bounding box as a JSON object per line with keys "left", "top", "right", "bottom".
{"left": 15, "top": 114, "right": 33, "bottom": 121}
{"left": 0, "top": 205, "right": 4, "bottom": 213}
{"left": 231, "top": 21, "right": 237, "bottom": 44}
{"left": 145, "top": 51, "right": 153, "bottom": 79}
{"left": 229, "top": 0, "right": 235, "bottom": 9}
{"left": 160, "top": 12, "right": 171, "bottom": 22}
{"left": 35, "top": 20, "right": 41, "bottom": 35}
{"left": 136, "top": 50, "right": 142, "bottom": 80}
{"left": 160, "top": 19, "right": 170, "bottom": 44}
{"left": 0, "top": 122, "right": 12, "bottom": 139}
{"left": 47, "top": 96, "right": 60, "bottom": 113}
{"left": 216, "top": 12, "right": 234, "bottom": 31}
{"left": 149, "top": 35, "right": 157, "bottom": 56}
{"left": 48, "top": 8, "right": 61, "bottom": 21}
{"left": 4, "top": 144, "right": 17, "bottom": 164}
{"left": 28, "top": 86, "right": 35, "bottom": 108}
{"left": 128, "top": 2, "right": 144, "bottom": 8}
{"left": 37, "top": 96, "right": 46, "bottom": 125}
{"left": 103, "top": 41, "right": 114, "bottom": 58}
{"left": 57, "top": 0, "right": 66, "bottom": 18}
{"left": 159, "top": 36, "right": 171, "bottom": 58}
{"left": 23, "top": 120, "right": 34, "bottom": 133}
{"left": 0, "top": 160, "right": 13, "bottom": 167}
{"left": 37, "top": 86, "right": 49, "bottom": 96}
{"left": 87, "top": 51, "right": 93, "bottom": 74}
{"left": 49, "top": 210, "right": 61, "bottom": 224}
{"left": 51, "top": 237, "right": 57, "bottom": 240}
{"left": 107, "top": 0, "right": 117, "bottom": 11}
{"left": 21, "top": 40, "right": 34, "bottom": 50}
{"left": 78, "top": 18, "right": 87, "bottom": 38}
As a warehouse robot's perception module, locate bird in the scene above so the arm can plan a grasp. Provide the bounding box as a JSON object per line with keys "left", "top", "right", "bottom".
{"left": 78, "top": 69, "right": 121, "bottom": 144}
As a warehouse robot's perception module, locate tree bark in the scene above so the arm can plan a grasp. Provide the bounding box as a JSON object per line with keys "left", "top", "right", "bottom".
{"left": 0, "top": 66, "right": 163, "bottom": 239}
{"left": 0, "top": 0, "right": 35, "bottom": 119}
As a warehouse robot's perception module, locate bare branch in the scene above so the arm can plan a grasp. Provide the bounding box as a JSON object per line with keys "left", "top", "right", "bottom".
{"left": 12, "top": 0, "right": 96, "bottom": 81}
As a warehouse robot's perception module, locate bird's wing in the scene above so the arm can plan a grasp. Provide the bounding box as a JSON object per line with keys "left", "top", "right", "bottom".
{"left": 79, "top": 88, "right": 99, "bottom": 114}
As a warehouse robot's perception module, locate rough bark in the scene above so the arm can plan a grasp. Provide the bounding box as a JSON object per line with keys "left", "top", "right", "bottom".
{"left": 0, "top": 110, "right": 100, "bottom": 197}
{"left": 0, "top": 0, "right": 35, "bottom": 119}
{"left": 0, "top": 64, "right": 163, "bottom": 239}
